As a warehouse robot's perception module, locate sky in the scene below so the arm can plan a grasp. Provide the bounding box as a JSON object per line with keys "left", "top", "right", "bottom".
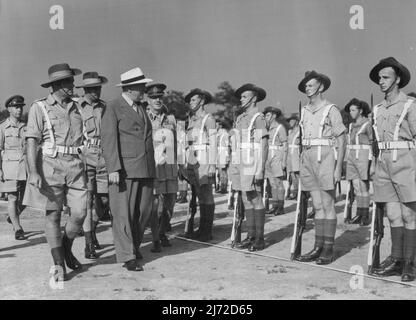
{"left": 1, "top": 0, "right": 416, "bottom": 115}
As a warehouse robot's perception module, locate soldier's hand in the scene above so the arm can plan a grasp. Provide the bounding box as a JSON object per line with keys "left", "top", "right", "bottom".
{"left": 28, "top": 173, "right": 42, "bottom": 189}
{"left": 333, "top": 167, "right": 342, "bottom": 185}
{"left": 0, "top": 169, "right": 4, "bottom": 182}
{"left": 109, "top": 171, "right": 120, "bottom": 185}
{"left": 369, "top": 163, "right": 375, "bottom": 178}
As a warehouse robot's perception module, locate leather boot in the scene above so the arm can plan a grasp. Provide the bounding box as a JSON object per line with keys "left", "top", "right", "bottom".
{"left": 296, "top": 246, "right": 323, "bottom": 262}
{"left": 160, "top": 234, "right": 171, "bottom": 247}
{"left": 359, "top": 209, "right": 371, "bottom": 226}
{"left": 274, "top": 200, "right": 285, "bottom": 216}
{"left": 266, "top": 204, "right": 278, "bottom": 215}
{"left": 150, "top": 241, "right": 162, "bottom": 253}
{"left": 401, "top": 260, "right": 415, "bottom": 282}
{"left": 236, "top": 237, "right": 255, "bottom": 249}
{"left": 316, "top": 244, "right": 334, "bottom": 265}
{"left": 248, "top": 238, "right": 265, "bottom": 251}
{"left": 62, "top": 233, "right": 82, "bottom": 270}
{"left": 84, "top": 243, "right": 98, "bottom": 259}
{"left": 91, "top": 226, "right": 101, "bottom": 250}
{"left": 374, "top": 256, "right": 404, "bottom": 277}
{"left": 51, "top": 247, "right": 67, "bottom": 282}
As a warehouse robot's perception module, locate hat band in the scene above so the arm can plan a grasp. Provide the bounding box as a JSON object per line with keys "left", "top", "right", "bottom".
{"left": 121, "top": 75, "right": 145, "bottom": 84}
{"left": 49, "top": 70, "right": 73, "bottom": 80}
{"left": 83, "top": 78, "right": 102, "bottom": 85}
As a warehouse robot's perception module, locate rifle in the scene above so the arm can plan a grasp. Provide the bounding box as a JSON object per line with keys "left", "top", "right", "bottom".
{"left": 290, "top": 100, "right": 309, "bottom": 260}
{"left": 231, "top": 191, "right": 244, "bottom": 247}
{"left": 227, "top": 181, "right": 233, "bottom": 208}
{"left": 368, "top": 93, "right": 385, "bottom": 274}
{"left": 184, "top": 184, "right": 198, "bottom": 237}
{"left": 263, "top": 178, "right": 269, "bottom": 211}
{"left": 343, "top": 180, "right": 355, "bottom": 223}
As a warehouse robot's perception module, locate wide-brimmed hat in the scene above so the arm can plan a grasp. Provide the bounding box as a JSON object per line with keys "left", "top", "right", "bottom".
{"left": 76, "top": 71, "right": 108, "bottom": 88}
{"left": 41, "top": 63, "right": 82, "bottom": 88}
{"left": 263, "top": 106, "right": 282, "bottom": 117}
{"left": 5, "top": 95, "right": 25, "bottom": 109}
{"left": 146, "top": 83, "right": 167, "bottom": 98}
{"left": 344, "top": 98, "right": 371, "bottom": 117}
{"left": 286, "top": 113, "right": 299, "bottom": 121}
{"left": 235, "top": 83, "right": 266, "bottom": 102}
{"left": 185, "top": 88, "right": 212, "bottom": 104}
{"left": 298, "top": 70, "right": 331, "bottom": 94}
{"left": 369, "top": 57, "right": 411, "bottom": 88}
{"left": 116, "top": 67, "right": 153, "bottom": 87}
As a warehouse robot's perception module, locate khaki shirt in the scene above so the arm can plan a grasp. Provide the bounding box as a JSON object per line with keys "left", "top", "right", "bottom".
{"left": 348, "top": 116, "right": 373, "bottom": 145}
{"left": 147, "top": 109, "right": 178, "bottom": 180}
{"left": 374, "top": 91, "right": 416, "bottom": 142}
{"left": 26, "top": 94, "right": 84, "bottom": 147}
{"left": 268, "top": 120, "right": 287, "bottom": 146}
{"left": 79, "top": 96, "right": 105, "bottom": 139}
{"left": 301, "top": 100, "right": 346, "bottom": 139}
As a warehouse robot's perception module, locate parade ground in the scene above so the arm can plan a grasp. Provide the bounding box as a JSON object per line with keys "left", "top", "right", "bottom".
{"left": 1, "top": 181, "right": 415, "bottom": 300}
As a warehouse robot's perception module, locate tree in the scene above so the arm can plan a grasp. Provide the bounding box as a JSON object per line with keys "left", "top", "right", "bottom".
{"left": 212, "top": 81, "right": 240, "bottom": 122}
{"left": 163, "top": 90, "right": 187, "bottom": 120}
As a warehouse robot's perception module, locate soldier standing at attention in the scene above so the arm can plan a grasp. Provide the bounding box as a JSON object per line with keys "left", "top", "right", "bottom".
{"left": 295, "top": 71, "right": 346, "bottom": 265}
{"left": 369, "top": 57, "right": 416, "bottom": 282}
{"left": 233, "top": 83, "right": 269, "bottom": 252}
{"left": 286, "top": 113, "right": 300, "bottom": 200}
{"left": 0, "top": 95, "right": 27, "bottom": 240}
{"left": 183, "top": 88, "right": 217, "bottom": 242}
{"left": 76, "top": 71, "right": 109, "bottom": 259}
{"left": 24, "top": 63, "right": 87, "bottom": 281}
{"left": 263, "top": 106, "right": 287, "bottom": 216}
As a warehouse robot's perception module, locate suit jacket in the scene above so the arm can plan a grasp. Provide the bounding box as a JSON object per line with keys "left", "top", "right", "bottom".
{"left": 101, "top": 95, "right": 156, "bottom": 179}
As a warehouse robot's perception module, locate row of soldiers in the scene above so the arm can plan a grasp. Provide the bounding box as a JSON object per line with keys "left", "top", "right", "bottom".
{"left": 2, "top": 55, "right": 416, "bottom": 283}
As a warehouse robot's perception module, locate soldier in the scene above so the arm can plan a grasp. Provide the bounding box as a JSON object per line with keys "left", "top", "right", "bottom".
{"left": 183, "top": 88, "right": 216, "bottom": 242}
{"left": 145, "top": 83, "right": 177, "bottom": 252}
{"left": 263, "top": 106, "right": 287, "bottom": 216}
{"left": 0, "top": 95, "right": 27, "bottom": 240}
{"left": 286, "top": 113, "right": 300, "bottom": 200}
{"left": 217, "top": 119, "right": 231, "bottom": 194}
{"left": 369, "top": 57, "right": 416, "bottom": 281}
{"left": 23, "top": 63, "right": 87, "bottom": 281}
{"left": 295, "top": 71, "right": 346, "bottom": 265}
{"left": 343, "top": 98, "right": 372, "bottom": 226}
{"left": 233, "top": 83, "right": 269, "bottom": 251}
{"left": 176, "top": 114, "right": 189, "bottom": 204}
{"left": 75, "top": 72, "right": 109, "bottom": 259}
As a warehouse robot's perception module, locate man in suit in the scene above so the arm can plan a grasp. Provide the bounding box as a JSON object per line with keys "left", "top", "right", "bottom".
{"left": 101, "top": 67, "right": 156, "bottom": 272}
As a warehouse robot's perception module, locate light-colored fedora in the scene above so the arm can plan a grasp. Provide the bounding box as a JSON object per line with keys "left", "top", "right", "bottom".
{"left": 116, "top": 67, "right": 153, "bottom": 87}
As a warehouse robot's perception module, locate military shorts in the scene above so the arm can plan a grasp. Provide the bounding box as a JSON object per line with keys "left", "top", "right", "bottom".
{"left": 154, "top": 179, "right": 178, "bottom": 195}
{"left": 184, "top": 163, "right": 214, "bottom": 187}
{"left": 346, "top": 149, "right": 371, "bottom": 181}
{"left": 287, "top": 149, "right": 300, "bottom": 172}
{"left": 228, "top": 163, "right": 241, "bottom": 191}
{"left": 265, "top": 150, "right": 285, "bottom": 178}
{"left": 23, "top": 153, "right": 87, "bottom": 211}
{"left": 300, "top": 146, "right": 336, "bottom": 192}
{"left": 374, "top": 149, "right": 416, "bottom": 203}
{"left": 84, "top": 147, "right": 108, "bottom": 193}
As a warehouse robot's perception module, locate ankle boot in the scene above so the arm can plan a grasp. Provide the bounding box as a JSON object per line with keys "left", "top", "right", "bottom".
{"left": 401, "top": 260, "right": 415, "bottom": 282}
{"left": 84, "top": 242, "right": 98, "bottom": 259}
{"left": 296, "top": 246, "right": 323, "bottom": 262}
{"left": 236, "top": 237, "right": 255, "bottom": 249}
{"left": 316, "top": 244, "right": 335, "bottom": 265}
{"left": 359, "top": 208, "right": 371, "bottom": 226}
{"left": 248, "top": 238, "right": 265, "bottom": 251}
{"left": 62, "top": 233, "right": 82, "bottom": 270}
{"left": 275, "top": 200, "right": 285, "bottom": 216}
{"left": 91, "top": 225, "right": 101, "bottom": 250}
{"left": 51, "top": 247, "right": 67, "bottom": 281}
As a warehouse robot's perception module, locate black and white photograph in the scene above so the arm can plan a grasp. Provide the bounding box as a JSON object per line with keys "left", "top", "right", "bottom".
{"left": 1, "top": 0, "right": 416, "bottom": 304}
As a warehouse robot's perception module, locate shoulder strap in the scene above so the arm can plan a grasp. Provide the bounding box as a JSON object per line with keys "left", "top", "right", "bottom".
{"left": 198, "top": 114, "right": 211, "bottom": 144}
{"left": 247, "top": 112, "right": 262, "bottom": 141}
{"left": 372, "top": 103, "right": 381, "bottom": 142}
{"left": 36, "top": 100, "right": 55, "bottom": 146}
{"left": 318, "top": 104, "right": 334, "bottom": 138}
{"left": 394, "top": 99, "right": 413, "bottom": 141}
{"left": 271, "top": 124, "right": 282, "bottom": 145}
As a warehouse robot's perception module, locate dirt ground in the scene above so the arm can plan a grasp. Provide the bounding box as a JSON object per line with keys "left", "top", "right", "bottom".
{"left": 1, "top": 180, "right": 416, "bottom": 300}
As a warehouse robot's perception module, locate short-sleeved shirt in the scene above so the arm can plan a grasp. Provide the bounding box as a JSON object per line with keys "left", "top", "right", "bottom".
{"left": 374, "top": 91, "right": 416, "bottom": 142}
{"left": 268, "top": 121, "right": 287, "bottom": 146}
{"left": 0, "top": 118, "right": 26, "bottom": 152}
{"left": 79, "top": 96, "right": 105, "bottom": 140}
{"left": 301, "top": 100, "right": 346, "bottom": 139}
{"left": 26, "top": 94, "right": 84, "bottom": 147}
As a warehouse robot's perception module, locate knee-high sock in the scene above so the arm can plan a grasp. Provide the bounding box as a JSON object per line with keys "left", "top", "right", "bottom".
{"left": 404, "top": 229, "right": 416, "bottom": 260}
{"left": 45, "top": 210, "right": 62, "bottom": 249}
{"left": 323, "top": 219, "right": 337, "bottom": 246}
{"left": 314, "top": 219, "right": 325, "bottom": 247}
{"left": 245, "top": 208, "right": 256, "bottom": 238}
{"left": 390, "top": 226, "right": 404, "bottom": 260}
{"left": 254, "top": 209, "right": 265, "bottom": 240}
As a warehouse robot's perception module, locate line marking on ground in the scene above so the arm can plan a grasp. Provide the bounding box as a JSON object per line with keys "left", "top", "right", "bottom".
{"left": 173, "top": 235, "right": 416, "bottom": 288}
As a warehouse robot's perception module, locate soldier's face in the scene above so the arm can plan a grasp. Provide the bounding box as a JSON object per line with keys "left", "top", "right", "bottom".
{"left": 240, "top": 91, "right": 256, "bottom": 108}
{"left": 85, "top": 86, "right": 101, "bottom": 101}
{"left": 305, "top": 79, "right": 322, "bottom": 97}
{"left": 189, "top": 95, "right": 202, "bottom": 111}
{"left": 378, "top": 67, "right": 399, "bottom": 93}
{"left": 349, "top": 104, "right": 360, "bottom": 120}
{"left": 265, "top": 112, "right": 274, "bottom": 124}
{"left": 8, "top": 105, "right": 23, "bottom": 120}
{"left": 148, "top": 96, "right": 164, "bottom": 112}
{"left": 57, "top": 78, "right": 75, "bottom": 97}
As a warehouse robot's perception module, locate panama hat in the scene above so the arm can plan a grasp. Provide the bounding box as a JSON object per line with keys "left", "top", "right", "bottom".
{"left": 116, "top": 67, "right": 153, "bottom": 87}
